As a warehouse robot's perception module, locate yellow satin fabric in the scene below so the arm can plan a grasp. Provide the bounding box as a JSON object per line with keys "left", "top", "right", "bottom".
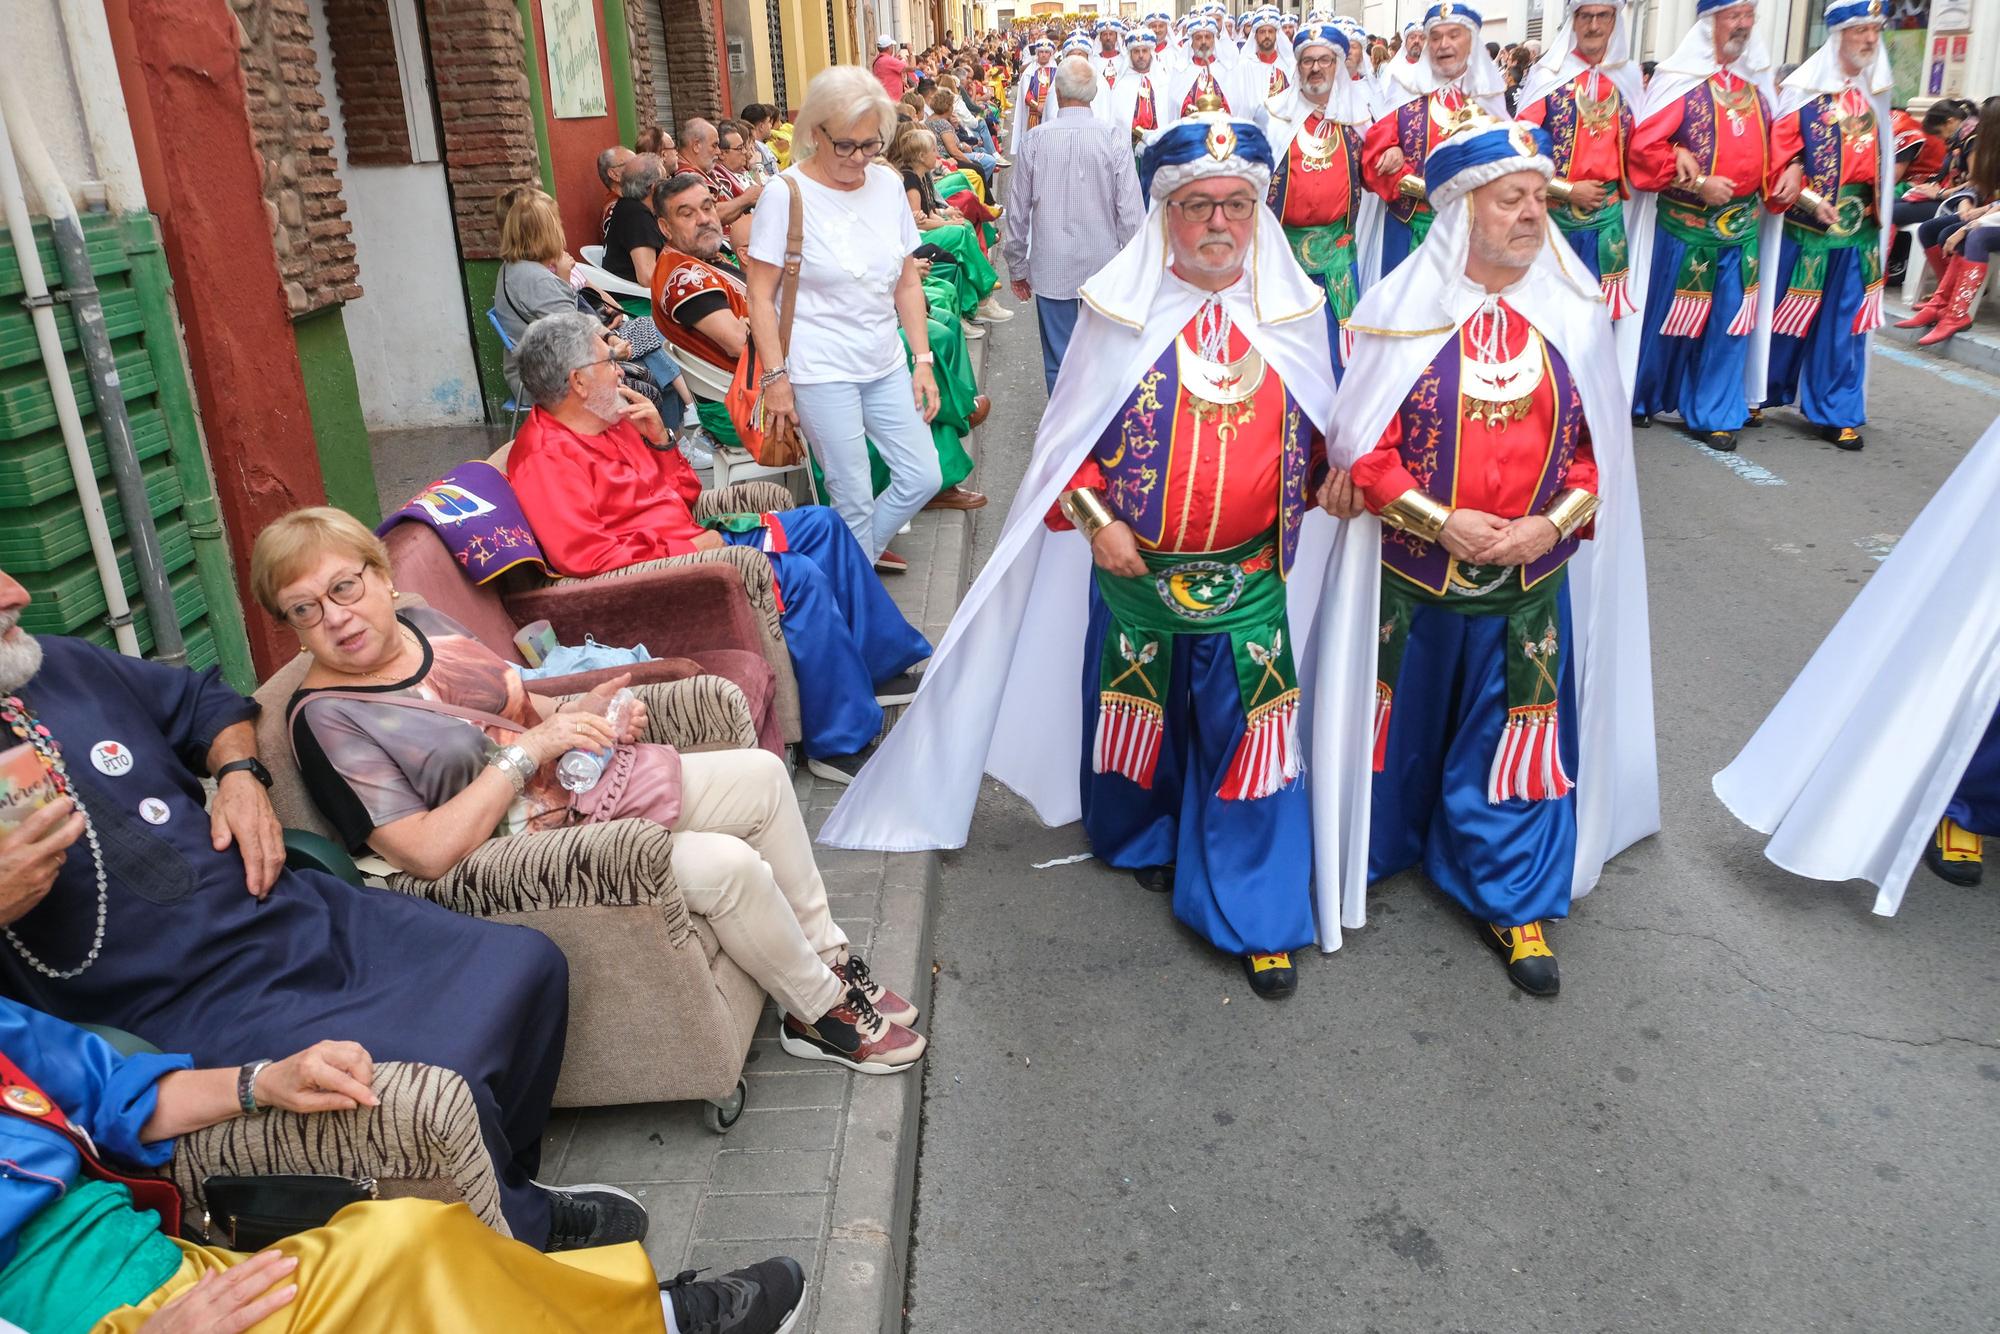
{"left": 94, "top": 1200, "right": 665, "bottom": 1333}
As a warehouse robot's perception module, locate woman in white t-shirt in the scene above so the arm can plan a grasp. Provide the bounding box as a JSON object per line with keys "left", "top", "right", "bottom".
{"left": 746, "top": 67, "right": 943, "bottom": 572}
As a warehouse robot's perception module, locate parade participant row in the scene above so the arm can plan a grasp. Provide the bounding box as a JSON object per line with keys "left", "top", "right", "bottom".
{"left": 1030, "top": 0, "right": 1918, "bottom": 452}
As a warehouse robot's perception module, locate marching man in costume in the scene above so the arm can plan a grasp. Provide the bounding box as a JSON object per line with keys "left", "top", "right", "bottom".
{"left": 1625, "top": 0, "right": 1778, "bottom": 452}
{"left": 1168, "top": 18, "right": 1242, "bottom": 119}
{"left": 1094, "top": 18, "right": 1129, "bottom": 84}
{"left": 1109, "top": 30, "right": 1168, "bottom": 152}
{"left": 1715, "top": 411, "right": 2000, "bottom": 913}
{"left": 820, "top": 114, "right": 1354, "bottom": 999}
{"left": 1362, "top": 3, "right": 1511, "bottom": 277}
{"left": 1324, "top": 114, "right": 1659, "bottom": 995}
{"left": 1266, "top": 22, "right": 1377, "bottom": 375}
{"left": 1761, "top": 0, "right": 1895, "bottom": 451}
{"left": 1011, "top": 38, "right": 1060, "bottom": 153}
{"left": 1384, "top": 22, "right": 1429, "bottom": 101}
{"left": 1240, "top": 8, "right": 1295, "bottom": 105}
{"left": 1514, "top": 0, "right": 1644, "bottom": 328}
{"left": 1142, "top": 11, "right": 1178, "bottom": 71}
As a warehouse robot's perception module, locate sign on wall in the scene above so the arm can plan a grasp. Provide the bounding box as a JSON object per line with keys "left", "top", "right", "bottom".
{"left": 541, "top": 0, "right": 608, "bottom": 119}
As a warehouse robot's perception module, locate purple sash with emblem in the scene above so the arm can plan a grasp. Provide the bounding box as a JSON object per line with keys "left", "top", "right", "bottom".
{"left": 377, "top": 461, "right": 552, "bottom": 585}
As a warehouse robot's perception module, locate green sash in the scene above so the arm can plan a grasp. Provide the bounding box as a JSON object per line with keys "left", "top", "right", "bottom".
{"left": 1283, "top": 219, "right": 1359, "bottom": 323}
{"left": 1772, "top": 184, "right": 1884, "bottom": 337}
{"left": 0, "top": 1179, "right": 182, "bottom": 1333}
{"left": 1551, "top": 197, "right": 1631, "bottom": 308}
{"left": 1375, "top": 567, "right": 1574, "bottom": 804}
{"left": 1093, "top": 534, "right": 1300, "bottom": 801}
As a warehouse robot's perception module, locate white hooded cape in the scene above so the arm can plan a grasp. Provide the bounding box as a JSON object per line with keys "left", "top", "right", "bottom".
{"left": 1264, "top": 63, "right": 1383, "bottom": 298}
{"left": 1713, "top": 410, "right": 2000, "bottom": 917}
{"left": 1166, "top": 57, "right": 1254, "bottom": 123}
{"left": 1619, "top": 15, "right": 1779, "bottom": 396}
{"left": 1320, "top": 191, "right": 1662, "bottom": 935}
{"left": 1108, "top": 66, "right": 1171, "bottom": 148}
{"left": 820, "top": 206, "right": 1365, "bottom": 946}
{"left": 1009, "top": 60, "right": 1061, "bottom": 154}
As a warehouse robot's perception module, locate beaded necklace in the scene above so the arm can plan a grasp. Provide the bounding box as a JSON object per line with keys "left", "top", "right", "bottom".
{"left": 0, "top": 695, "right": 106, "bottom": 978}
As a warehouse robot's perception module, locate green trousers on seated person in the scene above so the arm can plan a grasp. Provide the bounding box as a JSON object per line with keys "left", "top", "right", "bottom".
{"left": 934, "top": 169, "right": 1000, "bottom": 250}
{"left": 918, "top": 222, "right": 999, "bottom": 319}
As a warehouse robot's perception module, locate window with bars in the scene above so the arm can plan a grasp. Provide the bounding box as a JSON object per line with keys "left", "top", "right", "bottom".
{"left": 769, "top": 0, "right": 788, "bottom": 111}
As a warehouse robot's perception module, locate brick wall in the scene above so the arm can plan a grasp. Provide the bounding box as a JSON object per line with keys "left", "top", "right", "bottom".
{"left": 325, "top": 0, "right": 412, "bottom": 165}
{"left": 625, "top": 0, "right": 658, "bottom": 127}
{"left": 425, "top": 0, "right": 543, "bottom": 261}
{"left": 662, "top": 0, "right": 725, "bottom": 123}
{"left": 234, "top": 0, "right": 360, "bottom": 313}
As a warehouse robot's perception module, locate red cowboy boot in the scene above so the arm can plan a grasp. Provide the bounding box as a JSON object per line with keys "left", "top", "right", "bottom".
{"left": 1919, "top": 259, "right": 1988, "bottom": 345}
{"left": 1896, "top": 250, "right": 1957, "bottom": 328}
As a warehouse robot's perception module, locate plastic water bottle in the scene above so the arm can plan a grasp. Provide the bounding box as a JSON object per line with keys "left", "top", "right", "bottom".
{"left": 555, "top": 688, "right": 635, "bottom": 794}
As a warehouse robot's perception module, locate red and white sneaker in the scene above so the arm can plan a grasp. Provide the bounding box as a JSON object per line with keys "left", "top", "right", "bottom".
{"left": 839, "top": 952, "right": 920, "bottom": 1026}
{"left": 781, "top": 987, "right": 926, "bottom": 1074}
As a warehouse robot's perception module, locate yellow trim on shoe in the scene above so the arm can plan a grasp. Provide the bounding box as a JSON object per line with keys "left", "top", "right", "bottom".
{"left": 1247, "top": 952, "right": 1293, "bottom": 972}
{"left": 1938, "top": 816, "right": 1984, "bottom": 863}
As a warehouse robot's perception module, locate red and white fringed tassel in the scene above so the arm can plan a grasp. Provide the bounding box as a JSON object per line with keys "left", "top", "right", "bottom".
{"left": 1770, "top": 289, "right": 1822, "bottom": 338}
{"left": 1340, "top": 324, "right": 1355, "bottom": 364}
{"left": 1852, "top": 283, "right": 1885, "bottom": 335}
{"left": 1601, "top": 272, "right": 1635, "bottom": 321}
{"left": 1371, "top": 682, "right": 1393, "bottom": 773}
{"left": 1094, "top": 696, "right": 1165, "bottom": 789}
{"left": 1487, "top": 704, "right": 1574, "bottom": 805}
{"left": 1661, "top": 291, "right": 1711, "bottom": 337}
{"left": 1217, "top": 696, "right": 1303, "bottom": 801}
{"left": 1726, "top": 285, "right": 1761, "bottom": 337}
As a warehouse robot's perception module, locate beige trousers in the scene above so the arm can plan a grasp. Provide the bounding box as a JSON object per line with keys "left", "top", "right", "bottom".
{"left": 665, "top": 748, "right": 849, "bottom": 1021}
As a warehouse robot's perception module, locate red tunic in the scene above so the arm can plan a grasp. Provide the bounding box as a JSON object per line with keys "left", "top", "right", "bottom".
{"left": 508, "top": 408, "right": 707, "bottom": 576}
{"left": 1361, "top": 90, "right": 1465, "bottom": 204}
{"left": 1352, "top": 303, "right": 1599, "bottom": 520}
{"left": 1766, "top": 89, "right": 1879, "bottom": 201}
{"left": 1628, "top": 71, "right": 1768, "bottom": 197}
{"left": 1279, "top": 112, "right": 1353, "bottom": 227}
{"left": 1517, "top": 68, "right": 1628, "bottom": 188}
{"left": 1050, "top": 314, "right": 1308, "bottom": 553}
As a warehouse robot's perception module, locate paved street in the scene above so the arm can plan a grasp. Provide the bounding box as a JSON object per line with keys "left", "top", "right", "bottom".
{"left": 905, "top": 293, "right": 2000, "bottom": 1331}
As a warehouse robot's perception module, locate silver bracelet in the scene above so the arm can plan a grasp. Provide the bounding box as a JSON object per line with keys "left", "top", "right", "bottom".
{"left": 759, "top": 363, "right": 788, "bottom": 388}
{"left": 488, "top": 744, "right": 534, "bottom": 795}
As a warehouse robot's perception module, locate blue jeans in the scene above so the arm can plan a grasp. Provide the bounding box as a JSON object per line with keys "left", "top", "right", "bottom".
{"left": 1035, "top": 295, "right": 1080, "bottom": 394}
{"left": 791, "top": 367, "right": 942, "bottom": 560}
{"left": 638, "top": 348, "right": 687, "bottom": 429}
{"left": 969, "top": 119, "right": 1000, "bottom": 155}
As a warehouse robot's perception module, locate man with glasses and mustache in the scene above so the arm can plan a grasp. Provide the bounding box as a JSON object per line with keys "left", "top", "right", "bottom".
{"left": 0, "top": 570, "right": 608, "bottom": 1251}
{"left": 1325, "top": 115, "right": 1655, "bottom": 997}
{"left": 1625, "top": 0, "right": 1778, "bottom": 452}
{"left": 823, "top": 112, "right": 1354, "bottom": 1002}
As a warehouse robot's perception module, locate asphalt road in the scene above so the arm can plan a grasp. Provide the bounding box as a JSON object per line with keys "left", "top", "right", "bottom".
{"left": 906, "top": 281, "right": 2000, "bottom": 1331}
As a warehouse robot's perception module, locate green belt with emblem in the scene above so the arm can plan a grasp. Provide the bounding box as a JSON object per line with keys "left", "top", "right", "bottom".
{"left": 1772, "top": 185, "right": 1883, "bottom": 336}
{"left": 1656, "top": 195, "right": 1762, "bottom": 300}
{"left": 1091, "top": 532, "right": 1301, "bottom": 801}
{"left": 1283, "top": 219, "right": 1359, "bottom": 323}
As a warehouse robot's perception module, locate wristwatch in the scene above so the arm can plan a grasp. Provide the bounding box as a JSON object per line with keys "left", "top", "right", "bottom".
{"left": 214, "top": 758, "right": 273, "bottom": 789}
{"left": 237, "top": 1059, "right": 273, "bottom": 1115}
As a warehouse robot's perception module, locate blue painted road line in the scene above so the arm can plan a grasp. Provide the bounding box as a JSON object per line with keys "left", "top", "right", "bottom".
{"left": 1874, "top": 341, "right": 2000, "bottom": 399}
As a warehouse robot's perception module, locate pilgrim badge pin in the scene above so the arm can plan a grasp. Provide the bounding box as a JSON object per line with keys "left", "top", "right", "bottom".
{"left": 90, "top": 740, "right": 134, "bottom": 778}
{"left": 3, "top": 1085, "right": 52, "bottom": 1117}
{"left": 139, "top": 797, "right": 171, "bottom": 826}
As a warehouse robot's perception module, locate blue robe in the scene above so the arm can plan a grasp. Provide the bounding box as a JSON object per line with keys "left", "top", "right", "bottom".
{"left": 0, "top": 639, "right": 569, "bottom": 1246}
{"left": 1946, "top": 706, "right": 2000, "bottom": 837}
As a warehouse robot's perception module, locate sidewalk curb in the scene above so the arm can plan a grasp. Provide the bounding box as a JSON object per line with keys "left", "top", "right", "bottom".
{"left": 1879, "top": 300, "right": 2000, "bottom": 379}
{"left": 812, "top": 334, "right": 987, "bottom": 1334}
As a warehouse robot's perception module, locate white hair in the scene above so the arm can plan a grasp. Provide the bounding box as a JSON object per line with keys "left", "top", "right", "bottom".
{"left": 792, "top": 66, "right": 899, "bottom": 163}
{"left": 1054, "top": 54, "right": 1098, "bottom": 102}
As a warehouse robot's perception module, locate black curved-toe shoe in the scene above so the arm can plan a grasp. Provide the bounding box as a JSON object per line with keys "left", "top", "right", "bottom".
{"left": 1825, "top": 425, "right": 1865, "bottom": 452}
{"left": 1483, "top": 923, "right": 1560, "bottom": 997}
{"left": 1133, "top": 865, "right": 1175, "bottom": 894}
{"left": 1242, "top": 952, "right": 1298, "bottom": 999}
{"left": 1632, "top": 413, "right": 1652, "bottom": 429}
{"left": 1704, "top": 430, "right": 1738, "bottom": 453}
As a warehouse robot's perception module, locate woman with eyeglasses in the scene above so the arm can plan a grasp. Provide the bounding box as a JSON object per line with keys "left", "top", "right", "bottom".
{"left": 256, "top": 509, "right": 928, "bottom": 1080}
{"left": 746, "top": 66, "right": 946, "bottom": 575}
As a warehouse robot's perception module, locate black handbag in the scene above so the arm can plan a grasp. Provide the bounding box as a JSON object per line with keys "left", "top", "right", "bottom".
{"left": 202, "top": 1174, "right": 377, "bottom": 1250}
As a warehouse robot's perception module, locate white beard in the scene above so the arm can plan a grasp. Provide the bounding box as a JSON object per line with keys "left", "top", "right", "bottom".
{"left": 0, "top": 618, "right": 45, "bottom": 695}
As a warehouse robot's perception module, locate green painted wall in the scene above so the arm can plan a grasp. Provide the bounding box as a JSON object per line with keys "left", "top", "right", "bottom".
{"left": 463, "top": 259, "right": 514, "bottom": 425}
{"left": 603, "top": 0, "right": 640, "bottom": 146}
{"left": 0, "top": 211, "right": 255, "bottom": 692}
{"left": 292, "top": 306, "right": 379, "bottom": 526}
{"left": 517, "top": 0, "right": 559, "bottom": 195}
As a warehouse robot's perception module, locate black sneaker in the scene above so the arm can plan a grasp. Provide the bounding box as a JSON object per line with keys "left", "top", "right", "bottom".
{"left": 806, "top": 743, "right": 877, "bottom": 786}
{"left": 662, "top": 1257, "right": 808, "bottom": 1334}
{"left": 540, "top": 1182, "right": 649, "bottom": 1252}
{"left": 874, "top": 668, "right": 924, "bottom": 706}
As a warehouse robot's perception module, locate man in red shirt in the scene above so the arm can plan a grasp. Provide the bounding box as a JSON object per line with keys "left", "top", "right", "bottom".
{"left": 506, "top": 313, "right": 931, "bottom": 785}
{"left": 873, "top": 36, "right": 910, "bottom": 100}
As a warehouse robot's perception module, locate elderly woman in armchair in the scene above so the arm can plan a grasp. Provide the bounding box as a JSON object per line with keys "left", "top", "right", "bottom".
{"left": 253, "top": 509, "right": 923, "bottom": 1078}
{"left": 0, "top": 997, "right": 806, "bottom": 1333}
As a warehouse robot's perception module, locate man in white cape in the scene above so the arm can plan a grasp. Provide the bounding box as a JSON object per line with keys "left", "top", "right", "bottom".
{"left": 1322, "top": 114, "right": 1659, "bottom": 995}
{"left": 1010, "top": 38, "right": 1060, "bottom": 153}
{"left": 1264, "top": 22, "right": 1379, "bottom": 374}
{"left": 1760, "top": 0, "right": 1896, "bottom": 451}
{"left": 1107, "top": 30, "right": 1169, "bottom": 151}
{"left": 1622, "top": 0, "right": 1778, "bottom": 449}
{"left": 1382, "top": 22, "right": 1429, "bottom": 101}
{"left": 1359, "top": 3, "right": 1510, "bottom": 277}
{"left": 1715, "top": 410, "right": 2000, "bottom": 915}
{"left": 1513, "top": 0, "right": 1646, "bottom": 372}
{"left": 821, "top": 112, "right": 1360, "bottom": 998}
{"left": 1238, "top": 8, "right": 1297, "bottom": 107}
{"left": 1092, "top": 18, "right": 1129, "bottom": 85}
{"left": 1166, "top": 18, "right": 1247, "bottom": 121}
